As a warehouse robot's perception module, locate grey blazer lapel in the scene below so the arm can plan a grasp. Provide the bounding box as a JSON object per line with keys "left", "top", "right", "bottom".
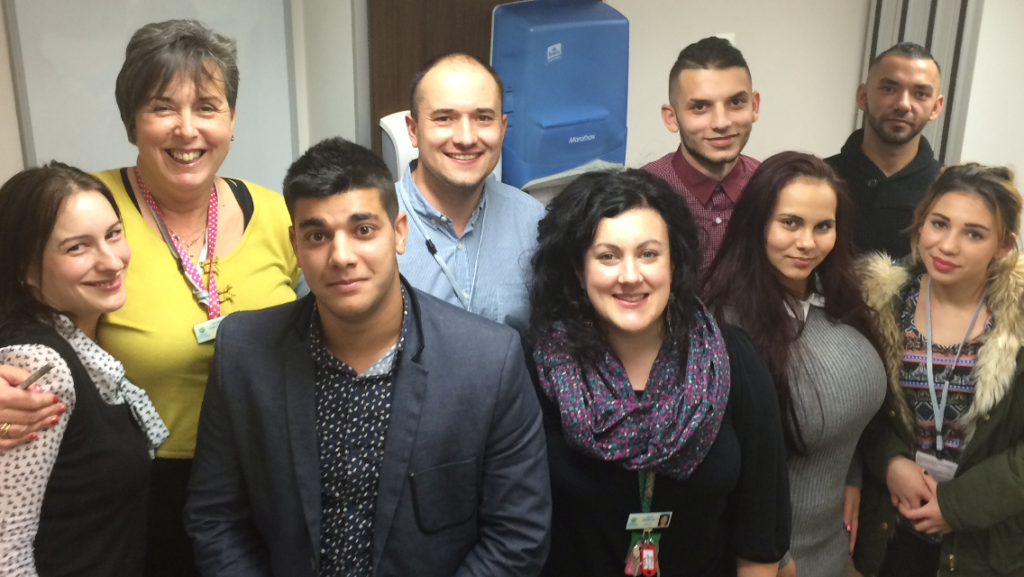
{"left": 284, "top": 325, "right": 322, "bottom": 559}
{"left": 371, "top": 348, "right": 428, "bottom": 572}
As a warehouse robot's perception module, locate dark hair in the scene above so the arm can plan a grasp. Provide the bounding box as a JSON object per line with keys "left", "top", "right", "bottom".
{"left": 669, "top": 37, "right": 751, "bottom": 103}
{"left": 529, "top": 169, "right": 700, "bottom": 365}
{"left": 115, "top": 20, "right": 239, "bottom": 144}
{"left": 409, "top": 53, "right": 504, "bottom": 121}
{"left": 910, "top": 163, "right": 1022, "bottom": 262}
{"left": 703, "top": 151, "right": 885, "bottom": 454}
{"left": 283, "top": 137, "right": 399, "bottom": 223}
{"left": 0, "top": 162, "right": 120, "bottom": 339}
{"left": 869, "top": 42, "right": 941, "bottom": 76}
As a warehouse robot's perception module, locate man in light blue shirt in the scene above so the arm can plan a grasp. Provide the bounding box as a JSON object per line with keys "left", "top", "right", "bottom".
{"left": 398, "top": 53, "right": 544, "bottom": 331}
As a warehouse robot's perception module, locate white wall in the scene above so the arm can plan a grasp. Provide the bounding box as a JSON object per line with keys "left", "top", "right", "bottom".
{"left": 604, "top": 0, "right": 870, "bottom": 167}
{"left": 291, "top": 0, "right": 371, "bottom": 152}
{"left": 0, "top": 6, "right": 24, "bottom": 182}
{"left": 960, "top": 0, "right": 1024, "bottom": 174}
{"left": 0, "top": 0, "right": 873, "bottom": 182}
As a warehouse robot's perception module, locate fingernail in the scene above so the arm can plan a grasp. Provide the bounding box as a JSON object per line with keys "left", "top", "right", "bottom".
{"left": 29, "top": 433, "right": 37, "bottom": 440}
{"left": 31, "top": 384, "right": 42, "bottom": 393}
{"left": 50, "top": 415, "right": 60, "bottom": 424}
{"left": 845, "top": 522, "right": 852, "bottom": 532}
{"left": 52, "top": 395, "right": 59, "bottom": 404}
{"left": 57, "top": 404, "right": 66, "bottom": 413}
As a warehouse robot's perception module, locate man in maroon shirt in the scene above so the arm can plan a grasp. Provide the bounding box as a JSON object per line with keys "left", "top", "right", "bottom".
{"left": 643, "top": 37, "right": 760, "bottom": 276}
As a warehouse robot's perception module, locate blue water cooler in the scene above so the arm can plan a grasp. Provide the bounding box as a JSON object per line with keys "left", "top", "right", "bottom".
{"left": 492, "top": 0, "right": 629, "bottom": 191}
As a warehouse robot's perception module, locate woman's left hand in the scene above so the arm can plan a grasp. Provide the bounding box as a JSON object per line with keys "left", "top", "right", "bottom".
{"left": 843, "top": 485, "right": 860, "bottom": 555}
{"left": 901, "top": 474, "right": 953, "bottom": 534}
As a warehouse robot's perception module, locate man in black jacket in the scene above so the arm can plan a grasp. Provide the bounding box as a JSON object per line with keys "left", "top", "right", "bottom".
{"left": 828, "top": 42, "right": 944, "bottom": 258}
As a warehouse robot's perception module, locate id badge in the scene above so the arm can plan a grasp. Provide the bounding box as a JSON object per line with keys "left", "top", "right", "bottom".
{"left": 625, "top": 512, "right": 672, "bottom": 530}
{"left": 915, "top": 451, "right": 958, "bottom": 482}
{"left": 194, "top": 316, "right": 227, "bottom": 344}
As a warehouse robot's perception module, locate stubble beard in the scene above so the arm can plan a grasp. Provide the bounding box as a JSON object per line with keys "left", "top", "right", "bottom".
{"left": 865, "top": 109, "right": 927, "bottom": 146}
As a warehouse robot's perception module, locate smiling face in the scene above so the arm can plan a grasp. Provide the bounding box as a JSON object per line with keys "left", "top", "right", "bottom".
{"left": 583, "top": 208, "right": 673, "bottom": 343}
{"left": 766, "top": 178, "right": 838, "bottom": 299}
{"left": 918, "top": 191, "right": 1013, "bottom": 289}
{"left": 290, "top": 189, "right": 408, "bottom": 326}
{"left": 858, "top": 55, "right": 943, "bottom": 146}
{"left": 406, "top": 61, "right": 506, "bottom": 198}
{"left": 134, "top": 65, "right": 236, "bottom": 196}
{"left": 28, "top": 190, "right": 131, "bottom": 330}
{"left": 662, "top": 67, "right": 760, "bottom": 177}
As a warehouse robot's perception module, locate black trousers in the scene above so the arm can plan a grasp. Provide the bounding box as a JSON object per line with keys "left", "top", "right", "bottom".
{"left": 145, "top": 457, "right": 200, "bottom": 577}
{"left": 878, "top": 526, "right": 941, "bottom": 577}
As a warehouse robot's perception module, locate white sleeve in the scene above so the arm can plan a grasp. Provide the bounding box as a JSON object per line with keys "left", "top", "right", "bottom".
{"left": 0, "top": 345, "right": 76, "bottom": 577}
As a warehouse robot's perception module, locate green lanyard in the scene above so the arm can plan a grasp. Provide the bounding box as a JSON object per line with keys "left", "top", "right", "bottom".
{"left": 638, "top": 470, "right": 655, "bottom": 513}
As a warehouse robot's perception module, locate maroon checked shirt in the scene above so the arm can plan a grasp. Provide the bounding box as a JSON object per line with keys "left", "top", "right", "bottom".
{"left": 643, "top": 148, "right": 760, "bottom": 278}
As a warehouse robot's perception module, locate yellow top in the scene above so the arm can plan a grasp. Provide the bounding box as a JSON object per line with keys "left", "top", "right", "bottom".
{"left": 95, "top": 169, "right": 299, "bottom": 458}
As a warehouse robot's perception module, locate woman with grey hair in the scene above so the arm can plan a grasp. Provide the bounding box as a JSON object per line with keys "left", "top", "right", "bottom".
{"left": 90, "top": 20, "right": 300, "bottom": 576}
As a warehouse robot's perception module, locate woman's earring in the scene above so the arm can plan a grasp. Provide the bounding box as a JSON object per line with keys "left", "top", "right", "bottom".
{"left": 230, "top": 134, "right": 235, "bottom": 142}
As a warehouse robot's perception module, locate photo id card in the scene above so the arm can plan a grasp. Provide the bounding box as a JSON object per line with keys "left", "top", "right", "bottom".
{"left": 915, "top": 451, "right": 958, "bottom": 482}
{"left": 625, "top": 512, "right": 673, "bottom": 530}
{"left": 194, "top": 316, "right": 227, "bottom": 344}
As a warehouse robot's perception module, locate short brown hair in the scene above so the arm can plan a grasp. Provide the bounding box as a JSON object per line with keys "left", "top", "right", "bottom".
{"left": 115, "top": 20, "right": 239, "bottom": 144}
{"left": 909, "top": 163, "right": 1021, "bottom": 262}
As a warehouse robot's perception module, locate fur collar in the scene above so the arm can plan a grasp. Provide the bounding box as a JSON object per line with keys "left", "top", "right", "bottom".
{"left": 858, "top": 253, "right": 1024, "bottom": 433}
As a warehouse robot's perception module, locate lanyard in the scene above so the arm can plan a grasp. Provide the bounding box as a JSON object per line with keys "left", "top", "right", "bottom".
{"left": 637, "top": 470, "right": 655, "bottom": 514}
{"left": 924, "top": 277, "right": 986, "bottom": 451}
{"left": 398, "top": 183, "right": 486, "bottom": 311}
{"left": 134, "top": 167, "right": 221, "bottom": 319}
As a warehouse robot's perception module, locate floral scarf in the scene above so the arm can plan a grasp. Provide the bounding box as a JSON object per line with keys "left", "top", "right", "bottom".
{"left": 534, "top": 303, "right": 730, "bottom": 480}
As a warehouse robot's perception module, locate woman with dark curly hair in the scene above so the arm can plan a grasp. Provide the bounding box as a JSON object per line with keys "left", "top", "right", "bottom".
{"left": 529, "top": 168, "right": 791, "bottom": 577}
{"left": 703, "top": 152, "right": 888, "bottom": 577}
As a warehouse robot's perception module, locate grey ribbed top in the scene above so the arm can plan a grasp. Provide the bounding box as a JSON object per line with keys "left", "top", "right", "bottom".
{"left": 786, "top": 307, "right": 887, "bottom": 577}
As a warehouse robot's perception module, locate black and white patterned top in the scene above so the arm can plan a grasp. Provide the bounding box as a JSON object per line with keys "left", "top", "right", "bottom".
{"left": 0, "top": 315, "right": 168, "bottom": 576}
{"left": 310, "top": 288, "right": 410, "bottom": 576}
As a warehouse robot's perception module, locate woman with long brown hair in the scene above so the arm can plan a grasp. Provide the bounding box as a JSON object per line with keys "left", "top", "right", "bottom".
{"left": 704, "top": 151, "right": 888, "bottom": 576}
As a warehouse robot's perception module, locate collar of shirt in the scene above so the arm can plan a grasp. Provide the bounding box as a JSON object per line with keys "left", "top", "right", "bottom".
{"left": 308, "top": 285, "right": 411, "bottom": 378}
{"left": 400, "top": 160, "right": 487, "bottom": 238}
{"left": 840, "top": 128, "right": 938, "bottom": 181}
{"left": 671, "top": 146, "right": 747, "bottom": 205}
{"left": 785, "top": 292, "right": 826, "bottom": 321}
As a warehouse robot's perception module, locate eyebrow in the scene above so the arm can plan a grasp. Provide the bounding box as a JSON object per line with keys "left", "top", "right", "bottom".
{"left": 58, "top": 234, "right": 91, "bottom": 247}
{"left": 592, "top": 239, "right": 664, "bottom": 250}
{"left": 58, "top": 221, "right": 120, "bottom": 247}
{"left": 297, "top": 217, "right": 326, "bottom": 229}
{"left": 297, "top": 213, "right": 380, "bottom": 229}
{"left": 430, "top": 107, "right": 497, "bottom": 116}
{"left": 349, "top": 213, "right": 379, "bottom": 224}
{"left": 688, "top": 90, "right": 749, "bottom": 106}
{"left": 931, "top": 212, "right": 991, "bottom": 231}
{"left": 878, "top": 77, "right": 934, "bottom": 92}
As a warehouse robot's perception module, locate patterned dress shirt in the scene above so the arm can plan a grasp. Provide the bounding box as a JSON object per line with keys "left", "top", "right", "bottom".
{"left": 309, "top": 287, "right": 410, "bottom": 576}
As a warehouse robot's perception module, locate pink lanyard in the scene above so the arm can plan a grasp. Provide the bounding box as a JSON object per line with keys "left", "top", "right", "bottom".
{"left": 134, "top": 167, "right": 221, "bottom": 319}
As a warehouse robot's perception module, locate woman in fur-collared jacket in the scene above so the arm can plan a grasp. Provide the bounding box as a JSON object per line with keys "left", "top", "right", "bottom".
{"left": 854, "top": 163, "right": 1024, "bottom": 577}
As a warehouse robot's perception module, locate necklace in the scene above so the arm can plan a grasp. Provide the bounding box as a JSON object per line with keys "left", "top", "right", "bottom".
{"left": 133, "top": 167, "right": 222, "bottom": 319}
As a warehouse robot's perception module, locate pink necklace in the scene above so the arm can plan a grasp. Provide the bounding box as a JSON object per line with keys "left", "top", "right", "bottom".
{"left": 134, "top": 167, "right": 221, "bottom": 319}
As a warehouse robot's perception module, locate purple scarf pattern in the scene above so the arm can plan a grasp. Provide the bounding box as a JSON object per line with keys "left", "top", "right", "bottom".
{"left": 534, "top": 303, "right": 731, "bottom": 480}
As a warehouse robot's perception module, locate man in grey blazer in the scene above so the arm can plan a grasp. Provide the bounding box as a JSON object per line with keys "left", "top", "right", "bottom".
{"left": 185, "top": 137, "right": 550, "bottom": 577}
